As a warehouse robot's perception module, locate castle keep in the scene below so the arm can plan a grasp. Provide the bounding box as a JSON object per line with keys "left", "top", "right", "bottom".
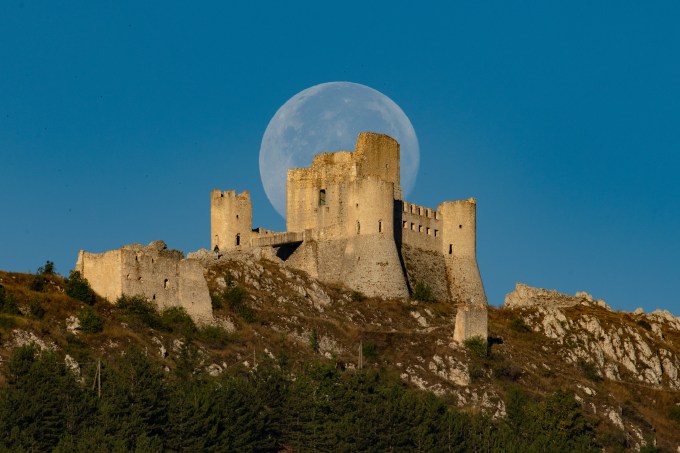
{"left": 212, "top": 132, "right": 488, "bottom": 341}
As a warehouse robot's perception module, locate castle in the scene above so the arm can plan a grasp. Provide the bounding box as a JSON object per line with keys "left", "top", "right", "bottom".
{"left": 76, "top": 132, "right": 487, "bottom": 342}
{"left": 211, "top": 132, "right": 487, "bottom": 342}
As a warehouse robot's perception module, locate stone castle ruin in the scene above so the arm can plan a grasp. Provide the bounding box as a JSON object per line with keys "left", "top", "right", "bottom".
{"left": 211, "top": 132, "right": 487, "bottom": 341}
{"left": 76, "top": 132, "right": 487, "bottom": 341}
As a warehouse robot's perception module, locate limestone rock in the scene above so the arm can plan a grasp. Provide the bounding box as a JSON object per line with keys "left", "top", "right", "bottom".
{"left": 504, "top": 283, "right": 607, "bottom": 309}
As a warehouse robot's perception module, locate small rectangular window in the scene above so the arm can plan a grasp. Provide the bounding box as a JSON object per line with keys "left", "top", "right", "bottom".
{"left": 403, "top": 220, "right": 407, "bottom": 229}
{"left": 426, "top": 227, "right": 431, "bottom": 235}
{"left": 418, "top": 225, "right": 422, "bottom": 232}
{"left": 411, "top": 223, "right": 415, "bottom": 231}
{"left": 434, "top": 229, "right": 439, "bottom": 237}
{"left": 319, "top": 189, "right": 326, "bottom": 206}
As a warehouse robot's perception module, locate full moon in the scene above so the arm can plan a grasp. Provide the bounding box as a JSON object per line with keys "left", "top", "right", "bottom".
{"left": 259, "top": 82, "right": 420, "bottom": 217}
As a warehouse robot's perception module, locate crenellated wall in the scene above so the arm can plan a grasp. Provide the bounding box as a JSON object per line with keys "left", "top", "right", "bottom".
{"left": 211, "top": 131, "right": 487, "bottom": 341}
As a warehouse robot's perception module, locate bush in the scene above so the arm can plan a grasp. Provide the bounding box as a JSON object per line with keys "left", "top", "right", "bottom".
{"left": 577, "top": 358, "right": 602, "bottom": 382}
{"left": 463, "top": 336, "right": 489, "bottom": 358}
{"left": 509, "top": 317, "right": 532, "bottom": 333}
{"left": 210, "top": 292, "right": 223, "bottom": 310}
{"left": 37, "top": 260, "right": 55, "bottom": 275}
{"left": 0, "top": 315, "right": 17, "bottom": 329}
{"left": 65, "top": 271, "right": 95, "bottom": 304}
{"left": 78, "top": 307, "right": 103, "bottom": 333}
{"left": 411, "top": 281, "right": 434, "bottom": 302}
{"left": 223, "top": 286, "right": 246, "bottom": 307}
{"left": 117, "top": 295, "right": 162, "bottom": 329}
{"left": 492, "top": 361, "right": 522, "bottom": 381}
{"left": 160, "top": 307, "right": 196, "bottom": 337}
{"left": 667, "top": 405, "right": 680, "bottom": 423}
{"left": 0, "top": 287, "right": 20, "bottom": 315}
{"left": 29, "top": 275, "right": 46, "bottom": 292}
{"left": 309, "top": 329, "right": 319, "bottom": 352}
{"left": 29, "top": 300, "right": 45, "bottom": 319}
{"left": 362, "top": 340, "right": 378, "bottom": 360}
{"left": 636, "top": 319, "right": 652, "bottom": 331}
{"left": 196, "top": 325, "right": 230, "bottom": 348}
{"left": 222, "top": 286, "right": 255, "bottom": 322}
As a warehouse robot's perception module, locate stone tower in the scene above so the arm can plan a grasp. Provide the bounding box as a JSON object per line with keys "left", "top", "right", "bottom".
{"left": 210, "top": 189, "right": 252, "bottom": 252}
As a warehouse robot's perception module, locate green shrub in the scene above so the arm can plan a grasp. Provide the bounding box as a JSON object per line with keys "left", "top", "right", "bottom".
{"left": 65, "top": 271, "right": 95, "bottom": 304}
{"left": 78, "top": 307, "right": 103, "bottom": 333}
{"left": 160, "top": 307, "right": 196, "bottom": 337}
{"left": 196, "top": 325, "right": 230, "bottom": 348}
{"left": 309, "top": 329, "right": 319, "bottom": 352}
{"left": 463, "top": 336, "right": 489, "bottom": 358}
{"left": 222, "top": 286, "right": 256, "bottom": 322}
{"left": 577, "top": 358, "right": 602, "bottom": 382}
{"left": 411, "top": 281, "right": 434, "bottom": 302}
{"left": 0, "top": 315, "right": 17, "bottom": 329}
{"left": 0, "top": 288, "right": 20, "bottom": 315}
{"left": 37, "top": 260, "right": 55, "bottom": 275}
{"left": 492, "top": 361, "right": 522, "bottom": 381}
{"left": 210, "top": 292, "right": 223, "bottom": 310}
{"left": 636, "top": 319, "right": 652, "bottom": 331}
{"left": 362, "top": 340, "right": 378, "bottom": 360}
{"left": 117, "top": 295, "right": 162, "bottom": 329}
{"left": 668, "top": 405, "right": 680, "bottom": 423}
{"left": 28, "top": 300, "right": 46, "bottom": 319}
{"left": 509, "top": 317, "right": 532, "bottom": 333}
{"left": 29, "top": 274, "right": 46, "bottom": 292}
{"left": 223, "top": 286, "right": 246, "bottom": 307}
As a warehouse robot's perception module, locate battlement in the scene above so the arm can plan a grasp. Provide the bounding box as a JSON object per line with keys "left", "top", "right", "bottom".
{"left": 216, "top": 132, "right": 486, "bottom": 340}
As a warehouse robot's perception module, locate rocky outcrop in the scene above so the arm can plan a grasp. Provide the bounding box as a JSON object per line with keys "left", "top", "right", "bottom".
{"left": 507, "top": 284, "right": 680, "bottom": 390}
{"left": 504, "top": 283, "right": 610, "bottom": 310}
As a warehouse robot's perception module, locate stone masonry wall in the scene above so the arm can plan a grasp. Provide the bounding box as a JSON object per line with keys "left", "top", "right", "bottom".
{"left": 77, "top": 241, "right": 213, "bottom": 324}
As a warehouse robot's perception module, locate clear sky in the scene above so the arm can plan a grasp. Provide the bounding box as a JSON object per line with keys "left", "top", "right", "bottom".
{"left": 1, "top": 1, "right": 678, "bottom": 313}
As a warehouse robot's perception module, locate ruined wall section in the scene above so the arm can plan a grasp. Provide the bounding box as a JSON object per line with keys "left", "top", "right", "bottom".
{"left": 77, "top": 241, "right": 213, "bottom": 324}
{"left": 211, "top": 190, "right": 252, "bottom": 252}
{"left": 286, "top": 152, "right": 354, "bottom": 238}
{"left": 75, "top": 249, "right": 122, "bottom": 302}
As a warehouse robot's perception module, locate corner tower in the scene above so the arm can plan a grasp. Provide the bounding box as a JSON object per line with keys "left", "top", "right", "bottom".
{"left": 439, "top": 198, "right": 488, "bottom": 342}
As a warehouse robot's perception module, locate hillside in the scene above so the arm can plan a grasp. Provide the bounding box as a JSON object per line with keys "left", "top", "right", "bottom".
{"left": 1, "top": 252, "right": 679, "bottom": 451}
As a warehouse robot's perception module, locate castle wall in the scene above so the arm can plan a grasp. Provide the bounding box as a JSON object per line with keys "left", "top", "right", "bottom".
{"left": 399, "top": 201, "right": 442, "bottom": 253}
{"left": 211, "top": 190, "right": 252, "bottom": 252}
{"left": 77, "top": 241, "right": 213, "bottom": 324}
{"left": 75, "top": 249, "right": 123, "bottom": 302}
{"left": 400, "top": 244, "right": 449, "bottom": 302}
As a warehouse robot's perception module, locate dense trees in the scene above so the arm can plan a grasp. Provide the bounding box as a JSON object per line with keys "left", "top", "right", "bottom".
{"left": 0, "top": 345, "right": 601, "bottom": 452}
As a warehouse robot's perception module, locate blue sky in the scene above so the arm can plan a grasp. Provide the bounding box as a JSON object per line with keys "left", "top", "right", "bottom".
{"left": 1, "top": 1, "right": 678, "bottom": 313}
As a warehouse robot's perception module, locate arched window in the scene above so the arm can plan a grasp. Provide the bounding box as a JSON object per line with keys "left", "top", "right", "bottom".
{"left": 449, "top": 244, "right": 453, "bottom": 255}
{"left": 236, "top": 233, "right": 241, "bottom": 246}
{"left": 319, "top": 189, "right": 326, "bottom": 206}
{"left": 164, "top": 279, "right": 169, "bottom": 289}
